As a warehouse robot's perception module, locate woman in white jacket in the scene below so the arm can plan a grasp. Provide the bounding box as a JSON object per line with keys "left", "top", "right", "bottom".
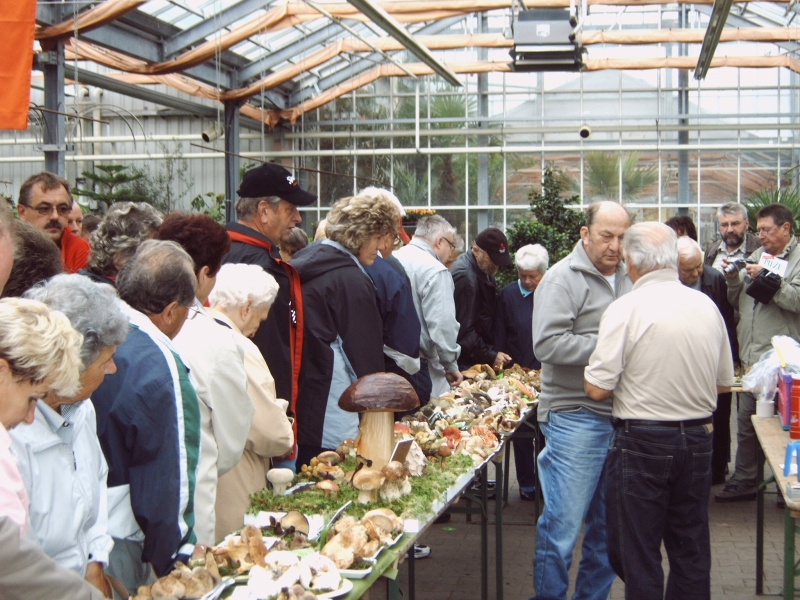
{"left": 13, "top": 274, "right": 128, "bottom": 597}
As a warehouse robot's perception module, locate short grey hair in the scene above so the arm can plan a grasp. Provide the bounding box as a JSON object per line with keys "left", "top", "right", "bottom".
{"left": 676, "top": 235, "right": 702, "bottom": 261}
{"left": 116, "top": 240, "right": 197, "bottom": 315}
{"left": 208, "top": 263, "right": 279, "bottom": 311}
{"left": 718, "top": 202, "right": 748, "bottom": 221}
{"left": 623, "top": 222, "right": 678, "bottom": 276}
{"left": 24, "top": 274, "right": 128, "bottom": 371}
{"left": 235, "top": 196, "right": 281, "bottom": 221}
{"left": 452, "top": 233, "right": 465, "bottom": 253}
{"left": 88, "top": 202, "right": 163, "bottom": 278}
{"left": 414, "top": 215, "right": 455, "bottom": 243}
{"left": 515, "top": 244, "right": 549, "bottom": 273}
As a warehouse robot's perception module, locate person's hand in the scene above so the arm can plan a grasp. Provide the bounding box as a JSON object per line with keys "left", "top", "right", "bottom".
{"left": 745, "top": 263, "right": 764, "bottom": 279}
{"left": 445, "top": 370, "right": 464, "bottom": 387}
{"left": 720, "top": 258, "right": 738, "bottom": 279}
{"left": 85, "top": 562, "right": 111, "bottom": 598}
{"left": 493, "top": 352, "right": 512, "bottom": 371}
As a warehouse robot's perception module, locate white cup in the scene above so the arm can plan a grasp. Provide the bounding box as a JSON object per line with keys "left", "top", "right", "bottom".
{"left": 756, "top": 401, "right": 775, "bottom": 418}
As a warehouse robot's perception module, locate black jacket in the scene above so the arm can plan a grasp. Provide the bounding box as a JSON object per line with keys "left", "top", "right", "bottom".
{"left": 291, "top": 243, "right": 384, "bottom": 449}
{"left": 452, "top": 251, "right": 498, "bottom": 368}
{"left": 494, "top": 281, "right": 539, "bottom": 370}
{"left": 700, "top": 265, "right": 739, "bottom": 365}
{"left": 223, "top": 222, "right": 297, "bottom": 405}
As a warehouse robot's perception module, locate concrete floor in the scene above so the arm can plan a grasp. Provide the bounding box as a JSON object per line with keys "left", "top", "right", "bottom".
{"left": 368, "top": 408, "right": 790, "bottom": 600}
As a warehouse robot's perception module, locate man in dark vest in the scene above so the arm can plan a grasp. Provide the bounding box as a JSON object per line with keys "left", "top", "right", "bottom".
{"left": 223, "top": 163, "right": 316, "bottom": 461}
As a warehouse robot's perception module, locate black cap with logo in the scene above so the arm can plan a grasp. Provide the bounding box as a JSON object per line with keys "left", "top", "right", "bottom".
{"left": 475, "top": 227, "right": 513, "bottom": 267}
{"left": 237, "top": 163, "right": 317, "bottom": 206}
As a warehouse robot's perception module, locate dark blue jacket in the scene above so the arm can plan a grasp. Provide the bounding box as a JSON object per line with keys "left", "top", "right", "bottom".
{"left": 91, "top": 310, "right": 200, "bottom": 577}
{"left": 494, "top": 281, "right": 540, "bottom": 370}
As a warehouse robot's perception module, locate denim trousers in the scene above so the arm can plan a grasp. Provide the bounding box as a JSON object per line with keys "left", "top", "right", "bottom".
{"left": 605, "top": 421, "right": 713, "bottom": 600}
{"left": 532, "top": 407, "right": 616, "bottom": 600}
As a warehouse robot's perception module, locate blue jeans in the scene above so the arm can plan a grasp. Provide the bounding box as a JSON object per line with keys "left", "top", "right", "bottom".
{"left": 532, "top": 407, "right": 616, "bottom": 600}
{"left": 605, "top": 420, "right": 713, "bottom": 600}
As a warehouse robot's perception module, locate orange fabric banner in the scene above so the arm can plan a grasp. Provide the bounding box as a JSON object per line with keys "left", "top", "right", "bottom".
{"left": 0, "top": 0, "right": 36, "bottom": 130}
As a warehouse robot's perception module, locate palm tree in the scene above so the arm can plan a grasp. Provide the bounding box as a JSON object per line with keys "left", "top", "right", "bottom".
{"left": 575, "top": 152, "right": 658, "bottom": 201}
{"left": 745, "top": 187, "right": 800, "bottom": 233}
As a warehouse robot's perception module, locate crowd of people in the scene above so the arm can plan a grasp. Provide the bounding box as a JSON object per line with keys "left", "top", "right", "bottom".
{"left": 0, "top": 161, "right": 796, "bottom": 600}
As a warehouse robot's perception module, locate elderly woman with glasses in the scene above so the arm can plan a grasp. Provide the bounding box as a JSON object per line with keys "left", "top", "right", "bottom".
{"left": 290, "top": 193, "right": 400, "bottom": 468}
{"left": 207, "top": 263, "right": 294, "bottom": 540}
{"left": 11, "top": 275, "right": 128, "bottom": 597}
{"left": 0, "top": 298, "right": 82, "bottom": 540}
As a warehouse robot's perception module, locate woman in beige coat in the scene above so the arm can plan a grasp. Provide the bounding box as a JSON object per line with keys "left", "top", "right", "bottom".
{"left": 208, "top": 264, "right": 294, "bottom": 540}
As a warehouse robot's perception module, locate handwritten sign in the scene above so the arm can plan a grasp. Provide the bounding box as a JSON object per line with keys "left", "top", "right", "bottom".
{"left": 759, "top": 253, "right": 788, "bottom": 277}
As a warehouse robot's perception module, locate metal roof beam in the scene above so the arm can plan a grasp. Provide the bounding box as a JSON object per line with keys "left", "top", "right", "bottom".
{"left": 290, "top": 16, "right": 465, "bottom": 105}
{"left": 237, "top": 22, "right": 344, "bottom": 82}
{"left": 61, "top": 64, "right": 266, "bottom": 131}
{"left": 165, "top": 0, "right": 272, "bottom": 57}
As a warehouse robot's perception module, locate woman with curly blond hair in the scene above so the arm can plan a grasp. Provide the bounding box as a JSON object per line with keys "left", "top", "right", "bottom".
{"left": 290, "top": 194, "right": 400, "bottom": 468}
{"left": 0, "top": 297, "right": 82, "bottom": 539}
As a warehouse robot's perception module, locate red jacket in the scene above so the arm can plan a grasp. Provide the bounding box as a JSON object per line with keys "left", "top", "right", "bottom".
{"left": 60, "top": 226, "right": 89, "bottom": 274}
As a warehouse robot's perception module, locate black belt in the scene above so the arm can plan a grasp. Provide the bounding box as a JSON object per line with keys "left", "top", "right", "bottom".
{"left": 612, "top": 417, "right": 712, "bottom": 428}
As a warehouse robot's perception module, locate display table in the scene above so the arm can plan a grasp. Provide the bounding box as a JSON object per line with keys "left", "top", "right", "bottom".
{"left": 754, "top": 414, "right": 800, "bottom": 599}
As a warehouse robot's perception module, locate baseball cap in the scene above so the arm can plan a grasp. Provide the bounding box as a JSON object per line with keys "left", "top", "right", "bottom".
{"left": 475, "top": 227, "right": 513, "bottom": 267}
{"left": 237, "top": 163, "right": 317, "bottom": 206}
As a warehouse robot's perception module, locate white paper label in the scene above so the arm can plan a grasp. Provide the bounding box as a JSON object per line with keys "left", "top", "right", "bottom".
{"left": 536, "top": 24, "right": 551, "bottom": 37}
{"left": 759, "top": 253, "right": 788, "bottom": 277}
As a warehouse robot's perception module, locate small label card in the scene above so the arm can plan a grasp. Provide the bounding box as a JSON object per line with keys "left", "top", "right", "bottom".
{"left": 759, "top": 253, "right": 789, "bottom": 277}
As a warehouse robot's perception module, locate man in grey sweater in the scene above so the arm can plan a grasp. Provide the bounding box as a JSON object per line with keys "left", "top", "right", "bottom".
{"left": 530, "top": 201, "right": 631, "bottom": 600}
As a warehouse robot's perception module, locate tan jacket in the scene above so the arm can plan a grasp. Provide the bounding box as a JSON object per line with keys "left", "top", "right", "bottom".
{"left": 208, "top": 309, "right": 294, "bottom": 541}
{"left": 727, "top": 237, "right": 800, "bottom": 369}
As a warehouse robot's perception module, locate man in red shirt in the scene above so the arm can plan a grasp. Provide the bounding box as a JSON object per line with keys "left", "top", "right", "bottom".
{"left": 16, "top": 173, "right": 89, "bottom": 274}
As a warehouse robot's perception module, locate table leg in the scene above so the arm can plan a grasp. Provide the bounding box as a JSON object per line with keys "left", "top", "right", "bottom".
{"left": 387, "top": 575, "right": 401, "bottom": 600}
{"left": 785, "top": 506, "right": 796, "bottom": 600}
{"left": 757, "top": 441, "right": 765, "bottom": 595}
{"left": 408, "top": 544, "right": 415, "bottom": 600}
{"left": 495, "top": 456, "right": 504, "bottom": 600}
{"left": 481, "top": 465, "right": 488, "bottom": 600}
{"left": 503, "top": 442, "right": 511, "bottom": 504}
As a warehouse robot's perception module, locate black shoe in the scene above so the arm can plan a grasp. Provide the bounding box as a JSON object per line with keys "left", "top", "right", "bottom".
{"left": 520, "top": 489, "right": 536, "bottom": 502}
{"left": 470, "top": 479, "right": 496, "bottom": 499}
{"left": 715, "top": 482, "right": 757, "bottom": 503}
{"left": 434, "top": 511, "right": 452, "bottom": 524}
{"left": 778, "top": 496, "right": 786, "bottom": 509}
{"left": 404, "top": 544, "right": 431, "bottom": 559}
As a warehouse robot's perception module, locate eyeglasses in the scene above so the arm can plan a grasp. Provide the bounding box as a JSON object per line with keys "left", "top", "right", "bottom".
{"left": 24, "top": 202, "right": 73, "bottom": 217}
{"left": 441, "top": 237, "right": 456, "bottom": 251}
{"left": 757, "top": 225, "right": 781, "bottom": 237}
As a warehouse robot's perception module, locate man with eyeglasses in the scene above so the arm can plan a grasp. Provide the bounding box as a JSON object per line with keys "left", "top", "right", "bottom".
{"left": 16, "top": 173, "right": 89, "bottom": 274}
{"left": 704, "top": 202, "right": 761, "bottom": 273}
{"left": 395, "top": 214, "right": 464, "bottom": 397}
{"left": 716, "top": 203, "right": 800, "bottom": 503}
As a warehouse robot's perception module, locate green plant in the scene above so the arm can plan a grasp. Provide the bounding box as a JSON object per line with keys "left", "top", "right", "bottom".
{"left": 129, "top": 142, "right": 193, "bottom": 213}
{"left": 496, "top": 166, "right": 585, "bottom": 289}
{"left": 570, "top": 152, "right": 658, "bottom": 201}
{"left": 191, "top": 192, "right": 226, "bottom": 224}
{"left": 745, "top": 187, "right": 800, "bottom": 234}
{"left": 72, "top": 164, "right": 149, "bottom": 210}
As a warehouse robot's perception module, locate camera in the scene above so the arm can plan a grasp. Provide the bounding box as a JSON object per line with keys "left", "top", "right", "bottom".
{"left": 579, "top": 125, "right": 592, "bottom": 139}
{"left": 723, "top": 258, "right": 747, "bottom": 276}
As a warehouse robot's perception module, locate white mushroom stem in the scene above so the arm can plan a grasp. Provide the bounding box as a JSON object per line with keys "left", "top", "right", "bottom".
{"left": 358, "top": 488, "right": 379, "bottom": 504}
{"left": 357, "top": 410, "right": 395, "bottom": 471}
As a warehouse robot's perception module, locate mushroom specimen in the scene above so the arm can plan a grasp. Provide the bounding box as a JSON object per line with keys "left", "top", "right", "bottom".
{"left": 352, "top": 467, "right": 385, "bottom": 504}
{"left": 267, "top": 468, "right": 295, "bottom": 496}
{"left": 338, "top": 373, "right": 420, "bottom": 470}
{"left": 316, "top": 480, "right": 340, "bottom": 498}
{"left": 437, "top": 444, "right": 452, "bottom": 467}
{"left": 379, "top": 461, "right": 411, "bottom": 502}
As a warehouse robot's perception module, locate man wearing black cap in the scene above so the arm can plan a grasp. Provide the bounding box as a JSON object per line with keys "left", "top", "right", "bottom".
{"left": 452, "top": 227, "right": 513, "bottom": 371}
{"left": 223, "top": 163, "right": 317, "bottom": 458}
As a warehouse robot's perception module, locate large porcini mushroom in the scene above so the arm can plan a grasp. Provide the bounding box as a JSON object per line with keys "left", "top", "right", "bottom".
{"left": 338, "top": 373, "right": 420, "bottom": 470}
{"left": 267, "top": 468, "right": 294, "bottom": 496}
{"left": 352, "top": 467, "right": 385, "bottom": 504}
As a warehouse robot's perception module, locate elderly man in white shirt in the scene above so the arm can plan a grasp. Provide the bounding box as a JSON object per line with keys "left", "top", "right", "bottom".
{"left": 14, "top": 274, "right": 128, "bottom": 598}
{"left": 394, "top": 215, "right": 463, "bottom": 397}
{"left": 584, "top": 223, "right": 734, "bottom": 600}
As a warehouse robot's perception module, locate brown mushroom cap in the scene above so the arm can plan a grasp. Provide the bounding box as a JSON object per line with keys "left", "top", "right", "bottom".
{"left": 338, "top": 373, "right": 420, "bottom": 413}
{"left": 316, "top": 480, "right": 340, "bottom": 496}
{"left": 352, "top": 468, "right": 385, "bottom": 491}
{"left": 317, "top": 451, "right": 341, "bottom": 466}
{"left": 381, "top": 461, "right": 407, "bottom": 483}
{"left": 280, "top": 510, "right": 310, "bottom": 535}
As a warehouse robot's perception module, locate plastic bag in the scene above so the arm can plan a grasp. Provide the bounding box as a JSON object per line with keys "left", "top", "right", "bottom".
{"left": 742, "top": 349, "right": 780, "bottom": 403}
{"left": 742, "top": 336, "right": 800, "bottom": 402}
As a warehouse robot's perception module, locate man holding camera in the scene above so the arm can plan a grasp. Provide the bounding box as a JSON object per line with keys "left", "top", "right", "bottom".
{"left": 716, "top": 204, "right": 800, "bottom": 502}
